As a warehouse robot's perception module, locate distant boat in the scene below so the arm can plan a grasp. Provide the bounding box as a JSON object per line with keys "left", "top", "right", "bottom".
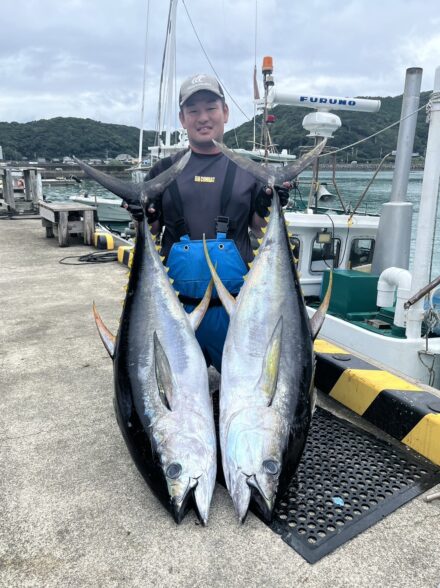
{"left": 231, "top": 147, "right": 297, "bottom": 164}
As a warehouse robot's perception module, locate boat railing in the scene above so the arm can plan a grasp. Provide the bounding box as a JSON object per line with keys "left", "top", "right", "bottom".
{"left": 404, "top": 274, "right": 440, "bottom": 310}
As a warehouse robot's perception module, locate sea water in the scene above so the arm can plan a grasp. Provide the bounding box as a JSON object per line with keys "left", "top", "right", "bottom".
{"left": 43, "top": 169, "right": 440, "bottom": 278}
{"left": 297, "top": 169, "right": 440, "bottom": 280}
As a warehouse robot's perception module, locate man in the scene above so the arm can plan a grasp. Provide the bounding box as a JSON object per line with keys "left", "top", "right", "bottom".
{"left": 139, "top": 74, "right": 289, "bottom": 372}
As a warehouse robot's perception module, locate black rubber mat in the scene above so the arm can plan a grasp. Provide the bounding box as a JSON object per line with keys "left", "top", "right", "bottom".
{"left": 264, "top": 407, "right": 440, "bottom": 563}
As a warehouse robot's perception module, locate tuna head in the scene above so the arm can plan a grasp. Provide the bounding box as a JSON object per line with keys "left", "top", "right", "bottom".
{"left": 225, "top": 406, "right": 289, "bottom": 523}
{"left": 154, "top": 415, "right": 216, "bottom": 525}
{"left": 223, "top": 316, "right": 290, "bottom": 523}
{"left": 151, "top": 333, "right": 216, "bottom": 525}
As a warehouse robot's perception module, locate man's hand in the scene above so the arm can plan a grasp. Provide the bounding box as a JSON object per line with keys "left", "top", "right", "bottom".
{"left": 254, "top": 182, "right": 291, "bottom": 218}
{"left": 121, "top": 201, "right": 143, "bottom": 220}
{"left": 145, "top": 200, "right": 161, "bottom": 224}
{"left": 121, "top": 195, "right": 162, "bottom": 223}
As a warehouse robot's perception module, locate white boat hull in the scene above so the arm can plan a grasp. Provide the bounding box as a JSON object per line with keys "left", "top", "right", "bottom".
{"left": 70, "top": 195, "right": 130, "bottom": 223}
{"left": 308, "top": 306, "right": 440, "bottom": 389}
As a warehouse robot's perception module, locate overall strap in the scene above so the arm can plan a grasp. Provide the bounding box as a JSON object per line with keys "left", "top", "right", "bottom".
{"left": 216, "top": 159, "right": 237, "bottom": 237}
{"left": 158, "top": 153, "right": 189, "bottom": 238}
{"left": 168, "top": 180, "right": 189, "bottom": 238}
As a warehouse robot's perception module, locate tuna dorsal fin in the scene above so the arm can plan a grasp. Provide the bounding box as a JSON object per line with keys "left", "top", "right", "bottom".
{"left": 187, "top": 278, "right": 214, "bottom": 331}
{"left": 257, "top": 316, "right": 283, "bottom": 406}
{"left": 310, "top": 271, "right": 333, "bottom": 340}
{"left": 153, "top": 332, "right": 175, "bottom": 410}
{"left": 92, "top": 302, "right": 115, "bottom": 358}
{"left": 202, "top": 235, "right": 236, "bottom": 316}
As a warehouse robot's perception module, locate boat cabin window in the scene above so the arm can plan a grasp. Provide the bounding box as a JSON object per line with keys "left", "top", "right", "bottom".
{"left": 349, "top": 238, "right": 375, "bottom": 268}
{"left": 310, "top": 237, "right": 341, "bottom": 273}
{"left": 289, "top": 236, "right": 301, "bottom": 263}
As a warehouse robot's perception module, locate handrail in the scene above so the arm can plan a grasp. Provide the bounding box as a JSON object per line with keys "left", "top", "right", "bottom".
{"left": 404, "top": 274, "right": 440, "bottom": 310}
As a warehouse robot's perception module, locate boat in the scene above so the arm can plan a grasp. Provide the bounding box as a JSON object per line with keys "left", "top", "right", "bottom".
{"left": 232, "top": 146, "right": 297, "bottom": 164}
{"left": 260, "top": 59, "right": 440, "bottom": 389}
{"left": 42, "top": 177, "right": 78, "bottom": 187}
{"left": 69, "top": 193, "right": 130, "bottom": 223}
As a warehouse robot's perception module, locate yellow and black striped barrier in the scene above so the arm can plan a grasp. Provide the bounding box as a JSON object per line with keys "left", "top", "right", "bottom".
{"left": 94, "top": 232, "right": 115, "bottom": 250}
{"left": 314, "top": 339, "right": 440, "bottom": 466}
{"left": 117, "top": 245, "right": 134, "bottom": 268}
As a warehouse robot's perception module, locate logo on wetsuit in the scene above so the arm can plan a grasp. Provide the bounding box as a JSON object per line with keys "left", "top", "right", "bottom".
{"left": 194, "top": 176, "right": 216, "bottom": 183}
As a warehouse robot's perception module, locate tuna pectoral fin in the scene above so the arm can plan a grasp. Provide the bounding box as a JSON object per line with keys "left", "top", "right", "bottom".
{"left": 310, "top": 270, "right": 333, "bottom": 340}
{"left": 92, "top": 302, "right": 115, "bottom": 358}
{"left": 187, "top": 278, "right": 214, "bottom": 331}
{"left": 202, "top": 235, "right": 236, "bottom": 316}
{"left": 213, "top": 139, "right": 327, "bottom": 187}
{"left": 153, "top": 332, "right": 176, "bottom": 410}
{"left": 257, "top": 317, "right": 283, "bottom": 406}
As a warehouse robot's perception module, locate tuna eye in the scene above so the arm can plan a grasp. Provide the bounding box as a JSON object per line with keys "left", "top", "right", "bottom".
{"left": 166, "top": 463, "right": 182, "bottom": 479}
{"left": 263, "top": 459, "right": 279, "bottom": 475}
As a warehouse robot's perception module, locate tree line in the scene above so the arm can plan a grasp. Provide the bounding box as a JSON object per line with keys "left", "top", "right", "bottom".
{"left": 0, "top": 91, "right": 431, "bottom": 162}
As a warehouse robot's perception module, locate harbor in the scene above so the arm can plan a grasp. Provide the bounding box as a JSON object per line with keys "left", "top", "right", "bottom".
{"left": 3, "top": 0, "right": 440, "bottom": 585}
{"left": 1, "top": 214, "right": 439, "bottom": 586}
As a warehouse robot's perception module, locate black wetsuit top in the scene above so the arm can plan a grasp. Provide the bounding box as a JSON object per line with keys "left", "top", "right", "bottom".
{"left": 147, "top": 150, "right": 262, "bottom": 264}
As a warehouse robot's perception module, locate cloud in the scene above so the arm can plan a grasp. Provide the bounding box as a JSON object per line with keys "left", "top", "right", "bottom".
{"left": 0, "top": 0, "right": 439, "bottom": 129}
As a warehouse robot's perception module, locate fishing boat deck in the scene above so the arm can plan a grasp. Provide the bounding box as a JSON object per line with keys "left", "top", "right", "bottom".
{"left": 1, "top": 218, "right": 439, "bottom": 587}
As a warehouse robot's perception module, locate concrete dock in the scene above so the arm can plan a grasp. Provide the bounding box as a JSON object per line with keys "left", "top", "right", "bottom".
{"left": 1, "top": 218, "right": 439, "bottom": 588}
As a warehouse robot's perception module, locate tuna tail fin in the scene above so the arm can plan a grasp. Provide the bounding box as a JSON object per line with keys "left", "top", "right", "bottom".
{"left": 73, "top": 150, "right": 190, "bottom": 208}
{"left": 310, "top": 270, "right": 333, "bottom": 340}
{"left": 212, "top": 140, "right": 327, "bottom": 187}
{"left": 92, "top": 302, "right": 115, "bottom": 358}
{"left": 187, "top": 278, "right": 214, "bottom": 331}
{"left": 257, "top": 316, "right": 283, "bottom": 406}
{"left": 202, "top": 235, "right": 237, "bottom": 316}
{"left": 153, "top": 332, "right": 176, "bottom": 411}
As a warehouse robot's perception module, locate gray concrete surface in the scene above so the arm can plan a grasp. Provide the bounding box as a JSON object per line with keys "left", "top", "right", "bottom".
{"left": 1, "top": 217, "right": 439, "bottom": 588}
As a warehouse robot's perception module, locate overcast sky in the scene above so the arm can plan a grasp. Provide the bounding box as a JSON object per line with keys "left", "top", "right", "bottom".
{"left": 1, "top": 0, "right": 439, "bottom": 133}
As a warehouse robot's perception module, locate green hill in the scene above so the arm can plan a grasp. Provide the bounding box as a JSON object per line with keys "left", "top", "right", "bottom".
{"left": 0, "top": 117, "right": 156, "bottom": 161}
{"left": 0, "top": 91, "right": 431, "bottom": 162}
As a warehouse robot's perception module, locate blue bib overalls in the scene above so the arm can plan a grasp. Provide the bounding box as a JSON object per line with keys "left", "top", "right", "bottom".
{"left": 165, "top": 160, "right": 248, "bottom": 372}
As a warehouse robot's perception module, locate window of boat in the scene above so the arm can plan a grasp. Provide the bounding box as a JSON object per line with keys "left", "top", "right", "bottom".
{"left": 289, "top": 235, "right": 301, "bottom": 265}
{"left": 310, "top": 237, "right": 341, "bottom": 273}
{"left": 349, "top": 238, "right": 375, "bottom": 268}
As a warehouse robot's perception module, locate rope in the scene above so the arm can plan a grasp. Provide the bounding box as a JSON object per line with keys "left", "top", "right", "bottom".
{"left": 58, "top": 251, "right": 118, "bottom": 266}
{"left": 319, "top": 100, "right": 429, "bottom": 159}
{"left": 348, "top": 152, "right": 393, "bottom": 221}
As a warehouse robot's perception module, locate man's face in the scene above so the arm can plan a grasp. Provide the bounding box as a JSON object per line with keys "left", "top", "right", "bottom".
{"left": 179, "top": 91, "right": 229, "bottom": 153}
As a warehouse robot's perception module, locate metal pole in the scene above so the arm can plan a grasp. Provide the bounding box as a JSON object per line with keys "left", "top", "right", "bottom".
{"left": 390, "top": 68, "right": 423, "bottom": 202}
{"left": 138, "top": 0, "right": 150, "bottom": 167}
{"left": 371, "top": 67, "right": 422, "bottom": 275}
{"left": 406, "top": 67, "right": 440, "bottom": 338}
